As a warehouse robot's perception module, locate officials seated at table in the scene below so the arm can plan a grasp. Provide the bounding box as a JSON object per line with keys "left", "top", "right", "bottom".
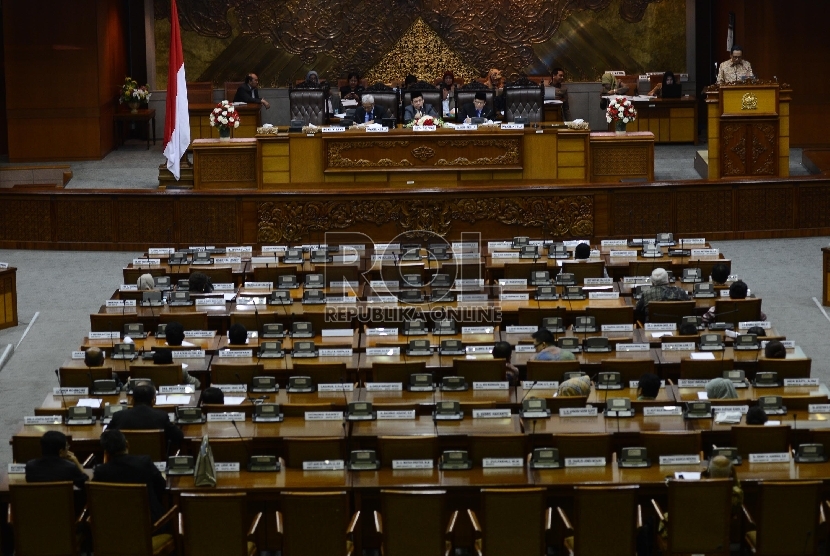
{"left": 107, "top": 382, "right": 184, "bottom": 446}
{"left": 353, "top": 94, "right": 388, "bottom": 124}
{"left": 458, "top": 91, "right": 494, "bottom": 122}
{"left": 403, "top": 91, "right": 438, "bottom": 124}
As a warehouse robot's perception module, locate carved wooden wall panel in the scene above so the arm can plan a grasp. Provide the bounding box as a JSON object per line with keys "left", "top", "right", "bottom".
{"left": 0, "top": 199, "right": 51, "bottom": 242}
{"left": 608, "top": 191, "right": 673, "bottom": 237}
{"left": 798, "top": 185, "right": 830, "bottom": 229}
{"left": 178, "top": 200, "right": 238, "bottom": 245}
{"left": 736, "top": 186, "right": 793, "bottom": 231}
{"left": 56, "top": 200, "right": 113, "bottom": 243}
{"left": 721, "top": 121, "right": 778, "bottom": 178}
{"left": 676, "top": 189, "right": 733, "bottom": 234}
{"left": 748, "top": 122, "right": 778, "bottom": 176}
{"left": 116, "top": 201, "right": 177, "bottom": 244}
{"left": 200, "top": 152, "right": 257, "bottom": 182}
{"left": 721, "top": 123, "right": 748, "bottom": 177}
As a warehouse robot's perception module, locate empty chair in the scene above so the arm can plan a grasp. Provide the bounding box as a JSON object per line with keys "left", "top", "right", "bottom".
{"left": 439, "top": 262, "right": 486, "bottom": 284}
{"left": 283, "top": 437, "right": 346, "bottom": 469}
{"left": 585, "top": 306, "right": 634, "bottom": 326}
{"left": 561, "top": 261, "right": 605, "bottom": 284}
{"left": 599, "top": 359, "right": 655, "bottom": 384}
{"left": 732, "top": 425, "right": 790, "bottom": 459}
{"left": 59, "top": 366, "right": 114, "bottom": 387}
{"left": 517, "top": 307, "right": 567, "bottom": 327}
{"left": 197, "top": 267, "right": 234, "bottom": 285}
{"left": 376, "top": 490, "right": 456, "bottom": 556}
{"left": 211, "top": 362, "right": 267, "bottom": 388}
{"left": 128, "top": 363, "right": 183, "bottom": 387}
{"left": 651, "top": 479, "right": 733, "bottom": 556}
{"left": 289, "top": 88, "right": 327, "bottom": 125}
{"left": 159, "top": 312, "right": 208, "bottom": 331}
{"left": 756, "top": 357, "right": 811, "bottom": 379}
{"left": 502, "top": 262, "right": 547, "bottom": 281}
{"left": 555, "top": 433, "right": 612, "bottom": 460}
{"left": 469, "top": 488, "right": 549, "bottom": 556}
{"left": 316, "top": 264, "right": 361, "bottom": 285}
{"left": 742, "top": 481, "right": 822, "bottom": 556}
{"left": 639, "top": 431, "right": 701, "bottom": 459}
{"left": 628, "top": 261, "right": 671, "bottom": 277}
{"left": 201, "top": 403, "right": 255, "bottom": 417}
{"left": 544, "top": 395, "right": 589, "bottom": 412}
{"left": 87, "top": 482, "right": 176, "bottom": 556}
{"left": 381, "top": 263, "right": 424, "bottom": 285}
{"left": 281, "top": 402, "right": 333, "bottom": 418}
{"left": 292, "top": 362, "right": 349, "bottom": 384}
{"left": 253, "top": 265, "right": 300, "bottom": 283}
{"left": 468, "top": 435, "right": 527, "bottom": 465}
{"left": 646, "top": 301, "right": 695, "bottom": 325}
{"left": 713, "top": 298, "right": 762, "bottom": 326}
{"left": 278, "top": 491, "right": 359, "bottom": 556}
{"left": 452, "top": 358, "right": 506, "bottom": 383}
{"left": 190, "top": 438, "right": 254, "bottom": 466}
{"left": 679, "top": 357, "right": 732, "bottom": 380}
{"left": 558, "top": 485, "right": 640, "bottom": 556}
{"left": 90, "top": 313, "right": 135, "bottom": 333}
{"left": 303, "top": 311, "right": 354, "bottom": 331}
{"left": 526, "top": 360, "right": 580, "bottom": 381}
{"left": 377, "top": 436, "right": 438, "bottom": 467}
{"left": 371, "top": 361, "right": 427, "bottom": 384}
{"left": 120, "top": 430, "right": 167, "bottom": 461}
{"left": 179, "top": 492, "right": 261, "bottom": 556}
{"left": 230, "top": 311, "right": 278, "bottom": 336}
{"left": 10, "top": 481, "right": 82, "bottom": 556}
{"left": 458, "top": 400, "right": 497, "bottom": 416}
{"left": 504, "top": 85, "right": 544, "bottom": 122}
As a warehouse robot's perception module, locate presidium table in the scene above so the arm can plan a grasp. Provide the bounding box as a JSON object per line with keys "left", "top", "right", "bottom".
{"left": 184, "top": 126, "right": 655, "bottom": 190}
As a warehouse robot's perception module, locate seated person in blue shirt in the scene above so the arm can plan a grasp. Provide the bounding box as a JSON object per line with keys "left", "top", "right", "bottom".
{"left": 530, "top": 329, "right": 575, "bottom": 361}
{"left": 458, "top": 92, "right": 494, "bottom": 122}
{"left": 403, "top": 91, "right": 438, "bottom": 124}
{"left": 352, "top": 95, "right": 388, "bottom": 124}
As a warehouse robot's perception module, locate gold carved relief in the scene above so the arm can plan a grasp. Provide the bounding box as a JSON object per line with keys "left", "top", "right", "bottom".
{"left": 411, "top": 146, "right": 436, "bottom": 161}
{"left": 741, "top": 92, "right": 758, "bottom": 110}
{"left": 327, "top": 140, "right": 413, "bottom": 168}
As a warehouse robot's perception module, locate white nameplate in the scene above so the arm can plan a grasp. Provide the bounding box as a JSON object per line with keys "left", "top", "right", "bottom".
{"left": 329, "top": 280, "right": 360, "bottom": 287}
{"left": 623, "top": 276, "right": 651, "bottom": 283}
{"left": 196, "top": 298, "right": 225, "bottom": 306}
{"left": 456, "top": 279, "right": 485, "bottom": 287}
{"left": 318, "top": 383, "right": 355, "bottom": 392}
{"left": 326, "top": 296, "right": 358, "bottom": 304}
{"left": 761, "top": 340, "right": 795, "bottom": 348}
{"left": 584, "top": 278, "right": 613, "bottom": 286}
{"left": 457, "top": 294, "right": 488, "bottom": 302}
{"left": 473, "top": 409, "right": 512, "bottom": 418}
{"left": 659, "top": 455, "right": 701, "bottom": 465}
{"left": 159, "top": 385, "right": 193, "bottom": 394}
{"left": 462, "top": 326, "right": 494, "bottom": 334}
{"left": 713, "top": 405, "right": 749, "bottom": 414}
{"left": 565, "top": 457, "right": 605, "bottom": 467}
{"left": 691, "top": 249, "right": 719, "bottom": 256}
{"left": 215, "top": 462, "right": 241, "bottom": 472}
{"left": 739, "top": 321, "right": 771, "bottom": 329}
{"left": 377, "top": 410, "right": 416, "bottom": 420}
{"left": 188, "top": 246, "right": 214, "bottom": 251}
{"left": 681, "top": 238, "right": 706, "bottom": 244}
{"left": 392, "top": 459, "right": 432, "bottom": 469}
{"left": 498, "top": 279, "right": 528, "bottom": 287}
{"left": 368, "top": 296, "right": 399, "bottom": 303}
{"left": 374, "top": 243, "right": 401, "bottom": 250}
{"left": 588, "top": 292, "right": 619, "bottom": 300}
{"left": 784, "top": 378, "right": 819, "bottom": 386}
{"left": 89, "top": 331, "right": 119, "bottom": 340}
{"left": 184, "top": 331, "right": 214, "bottom": 338}
{"left": 53, "top": 387, "right": 88, "bottom": 395}
{"left": 521, "top": 380, "right": 559, "bottom": 389}
{"left": 366, "top": 126, "right": 389, "bottom": 133}
{"left": 500, "top": 123, "right": 524, "bottom": 130}
{"left": 149, "top": 248, "right": 175, "bottom": 255}
{"left": 412, "top": 125, "right": 436, "bottom": 131}
{"left": 452, "top": 242, "right": 479, "bottom": 250}
{"left": 251, "top": 256, "right": 278, "bottom": 264}
{"left": 466, "top": 345, "right": 494, "bottom": 354}
{"left": 488, "top": 241, "right": 513, "bottom": 249}
{"left": 105, "top": 300, "right": 137, "bottom": 307}
{"left": 322, "top": 126, "right": 346, "bottom": 133}
{"left": 645, "top": 323, "right": 677, "bottom": 331}
{"left": 133, "top": 258, "right": 161, "bottom": 265}
{"left": 749, "top": 453, "right": 790, "bottom": 463}
{"left": 492, "top": 251, "right": 520, "bottom": 258}
{"left": 214, "top": 257, "right": 241, "bottom": 264}
{"left": 24, "top": 415, "right": 63, "bottom": 425}
{"left": 473, "top": 382, "right": 509, "bottom": 391}
{"left": 206, "top": 412, "right": 246, "bottom": 422}
{"left": 319, "top": 348, "right": 354, "bottom": 357}
{"left": 482, "top": 458, "right": 523, "bottom": 468}
{"left": 366, "top": 347, "right": 401, "bottom": 356}
{"left": 71, "top": 351, "right": 86, "bottom": 359}
{"left": 226, "top": 246, "right": 253, "bottom": 253}
{"left": 644, "top": 406, "right": 683, "bottom": 416}
{"left": 322, "top": 329, "right": 354, "bottom": 338}
{"left": 515, "top": 344, "right": 536, "bottom": 353}
{"left": 506, "top": 326, "right": 537, "bottom": 334}
{"left": 808, "top": 404, "right": 830, "bottom": 414}
{"left": 560, "top": 407, "right": 598, "bottom": 417}
{"left": 172, "top": 349, "right": 205, "bottom": 358}
{"left": 303, "top": 460, "right": 345, "bottom": 470}
{"left": 120, "top": 284, "right": 138, "bottom": 291}
{"left": 677, "top": 379, "right": 709, "bottom": 387}
{"left": 616, "top": 343, "right": 650, "bottom": 352}
{"left": 663, "top": 342, "right": 697, "bottom": 351}
{"left": 305, "top": 411, "right": 345, "bottom": 421}
{"left": 500, "top": 293, "right": 529, "bottom": 301}
{"left": 601, "top": 239, "right": 628, "bottom": 246}
{"left": 244, "top": 281, "right": 273, "bottom": 289}
{"left": 218, "top": 349, "right": 253, "bottom": 358}
{"left": 371, "top": 254, "right": 396, "bottom": 261}
{"left": 630, "top": 380, "right": 665, "bottom": 388}
{"left": 720, "top": 290, "right": 731, "bottom": 297}
{"left": 610, "top": 250, "right": 637, "bottom": 257}
{"left": 213, "top": 283, "right": 235, "bottom": 291}
{"left": 212, "top": 384, "right": 247, "bottom": 393}
{"left": 366, "top": 382, "right": 403, "bottom": 391}
{"left": 7, "top": 463, "right": 26, "bottom": 474}
{"left": 602, "top": 324, "right": 634, "bottom": 332}
{"left": 454, "top": 124, "right": 478, "bottom": 131}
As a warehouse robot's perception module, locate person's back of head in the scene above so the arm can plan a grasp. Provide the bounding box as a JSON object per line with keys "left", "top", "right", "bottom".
{"left": 41, "top": 431, "right": 68, "bottom": 457}
{"left": 729, "top": 280, "right": 749, "bottom": 299}
{"left": 710, "top": 263, "right": 729, "bottom": 285}
{"left": 100, "top": 430, "right": 128, "bottom": 457}
{"left": 200, "top": 387, "right": 225, "bottom": 405}
{"left": 678, "top": 322, "right": 698, "bottom": 336}
{"left": 531, "top": 329, "right": 555, "bottom": 347}
{"left": 707, "top": 454, "right": 733, "bottom": 478}
{"left": 746, "top": 406, "right": 768, "bottom": 425}
{"left": 638, "top": 373, "right": 661, "bottom": 398}
{"left": 165, "top": 321, "right": 185, "bottom": 346}
{"left": 706, "top": 377, "right": 738, "bottom": 399}
{"left": 137, "top": 273, "right": 155, "bottom": 291}
{"left": 153, "top": 348, "right": 173, "bottom": 365}
{"left": 85, "top": 346, "right": 104, "bottom": 367}
{"left": 746, "top": 326, "right": 766, "bottom": 337}
{"left": 132, "top": 383, "right": 156, "bottom": 406}
{"left": 188, "top": 272, "right": 213, "bottom": 293}
{"left": 492, "top": 341, "right": 513, "bottom": 363}
{"left": 574, "top": 243, "right": 591, "bottom": 260}
{"left": 764, "top": 340, "right": 786, "bottom": 359}
{"left": 558, "top": 375, "right": 591, "bottom": 396}
{"left": 228, "top": 323, "right": 248, "bottom": 345}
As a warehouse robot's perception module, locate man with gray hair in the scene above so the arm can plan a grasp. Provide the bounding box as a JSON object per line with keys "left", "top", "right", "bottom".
{"left": 352, "top": 94, "right": 388, "bottom": 124}
{"left": 634, "top": 267, "right": 690, "bottom": 322}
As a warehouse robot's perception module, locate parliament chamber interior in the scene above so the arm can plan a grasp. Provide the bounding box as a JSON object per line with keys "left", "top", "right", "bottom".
{"left": 2, "top": 0, "right": 830, "bottom": 555}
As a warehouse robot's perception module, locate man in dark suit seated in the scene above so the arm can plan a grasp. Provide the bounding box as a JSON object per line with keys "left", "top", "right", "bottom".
{"left": 352, "top": 94, "right": 388, "bottom": 125}
{"left": 233, "top": 73, "right": 270, "bottom": 109}
{"left": 93, "top": 430, "right": 167, "bottom": 523}
{"left": 25, "top": 431, "right": 88, "bottom": 489}
{"left": 403, "top": 91, "right": 438, "bottom": 124}
{"left": 107, "top": 383, "right": 184, "bottom": 447}
{"left": 458, "top": 91, "right": 494, "bottom": 123}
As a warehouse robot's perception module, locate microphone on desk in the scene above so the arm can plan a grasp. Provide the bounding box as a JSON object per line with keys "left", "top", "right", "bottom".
{"left": 54, "top": 369, "right": 69, "bottom": 414}
{"left": 230, "top": 418, "right": 253, "bottom": 470}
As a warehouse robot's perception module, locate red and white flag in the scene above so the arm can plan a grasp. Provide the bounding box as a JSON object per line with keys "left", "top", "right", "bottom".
{"left": 163, "top": 0, "right": 190, "bottom": 180}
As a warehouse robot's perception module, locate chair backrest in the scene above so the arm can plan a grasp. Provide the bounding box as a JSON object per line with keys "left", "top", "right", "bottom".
{"left": 585, "top": 306, "right": 634, "bottom": 326}
{"left": 371, "top": 361, "right": 427, "bottom": 383}
{"left": 378, "top": 436, "right": 438, "bottom": 467}
{"left": 292, "top": 362, "right": 348, "bottom": 384}
{"left": 120, "top": 429, "right": 167, "bottom": 461}
{"left": 665, "top": 479, "right": 732, "bottom": 555}
{"left": 201, "top": 403, "right": 255, "bottom": 417}
{"left": 180, "top": 492, "right": 250, "bottom": 556}
{"left": 128, "top": 363, "right": 183, "bottom": 387}
{"left": 555, "top": 433, "right": 612, "bottom": 459}
{"left": 87, "top": 482, "right": 155, "bottom": 556}
{"left": 713, "top": 298, "right": 762, "bottom": 326}
{"left": 599, "top": 358, "right": 655, "bottom": 383}
{"left": 253, "top": 265, "right": 299, "bottom": 283}
{"left": 10, "top": 481, "right": 79, "bottom": 556}
{"left": 230, "top": 311, "right": 278, "bottom": 335}
{"left": 197, "top": 267, "right": 234, "bottom": 285}
{"left": 757, "top": 357, "right": 811, "bottom": 379}
{"left": 753, "top": 481, "right": 821, "bottom": 556}
{"left": 695, "top": 259, "right": 732, "bottom": 280}
{"left": 223, "top": 81, "right": 244, "bottom": 103}
{"left": 469, "top": 434, "right": 527, "bottom": 465}
{"left": 452, "top": 358, "right": 506, "bottom": 382}
{"left": 90, "top": 312, "right": 134, "bottom": 333}
{"left": 502, "top": 262, "right": 546, "bottom": 281}
{"left": 303, "top": 311, "right": 354, "bottom": 330}
{"left": 680, "top": 357, "right": 732, "bottom": 379}
{"left": 545, "top": 395, "right": 589, "bottom": 411}
{"left": 439, "top": 262, "right": 486, "bottom": 284}
{"left": 526, "top": 359, "right": 581, "bottom": 381}
{"left": 187, "top": 82, "right": 213, "bottom": 104}
{"left": 283, "top": 437, "right": 345, "bottom": 468}
{"left": 281, "top": 402, "right": 333, "bottom": 418}
{"left": 193, "top": 438, "right": 255, "bottom": 465}
{"left": 571, "top": 485, "right": 639, "bottom": 556}
{"left": 479, "top": 488, "right": 546, "bottom": 556}
{"left": 627, "top": 261, "right": 669, "bottom": 277}
{"left": 517, "top": 306, "right": 567, "bottom": 327}
{"left": 639, "top": 431, "right": 701, "bottom": 459}
{"left": 455, "top": 88, "right": 496, "bottom": 115}
{"left": 731, "top": 424, "right": 790, "bottom": 458}
{"left": 280, "top": 491, "right": 351, "bottom": 556}
{"left": 504, "top": 86, "right": 544, "bottom": 122}
{"left": 211, "top": 362, "right": 267, "bottom": 388}
{"left": 646, "top": 301, "right": 696, "bottom": 324}
{"left": 13, "top": 434, "right": 64, "bottom": 463}
{"left": 159, "top": 312, "right": 208, "bottom": 331}
{"left": 289, "top": 88, "right": 327, "bottom": 125}
{"left": 60, "top": 366, "right": 114, "bottom": 387}
{"left": 401, "top": 89, "right": 442, "bottom": 115}
{"left": 366, "top": 90, "right": 399, "bottom": 123}
{"left": 316, "top": 263, "right": 361, "bottom": 284}
{"left": 561, "top": 261, "right": 606, "bottom": 283}
{"left": 379, "top": 490, "right": 448, "bottom": 556}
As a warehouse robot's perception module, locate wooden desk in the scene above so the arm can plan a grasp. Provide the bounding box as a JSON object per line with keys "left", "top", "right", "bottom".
{"left": 616, "top": 97, "right": 698, "bottom": 144}
{"left": 823, "top": 246, "right": 830, "bottom": 306}
{"left": 0, "top": 266, "right": 17, "bottom": 330}
{"left": 192, "top": 139, "right": 258, "bottom": 190}
{"left": 589, "top": 132, "right": 655, "bottom": 183}
{"left": 113, "top": 108, "right": 156, "bottom": 150}
{"left": 188, "top": 103, "right": 262, "bottom": 140}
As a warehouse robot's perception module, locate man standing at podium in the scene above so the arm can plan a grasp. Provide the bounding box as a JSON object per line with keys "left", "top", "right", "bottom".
{"left": 717, "top": 46, "right": 754, "bottom": 84}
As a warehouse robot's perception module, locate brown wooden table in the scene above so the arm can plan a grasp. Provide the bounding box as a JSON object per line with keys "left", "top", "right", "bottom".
{"left": 113, "top": 108, "right": 156, "bottom": 149}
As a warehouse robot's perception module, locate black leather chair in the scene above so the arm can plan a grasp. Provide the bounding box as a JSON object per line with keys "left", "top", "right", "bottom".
{"left": 504, "top": 82, "right": 544, "bottom": 123}
{"left": 363, "top": 87, "right": 399, "bottom": 124}
{"left": 289, "top": 88, "right": 327, "bottom": 125}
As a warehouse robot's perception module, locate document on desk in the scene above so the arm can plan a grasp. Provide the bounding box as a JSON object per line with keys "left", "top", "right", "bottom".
{"left": 224, "top": 396, "right": 246, "bottom": 405}
{"left": 77, "top": 399, "right": 102, "bottom": 408}
{"left": 690, "top": 352, "right": 715, "bottom": 360}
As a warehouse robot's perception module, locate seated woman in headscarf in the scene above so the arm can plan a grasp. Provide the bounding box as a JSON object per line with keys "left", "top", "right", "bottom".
{"left": 557, "top": 375, "right": 591, "bottom": 397}
{"left": 705, "top": 377, "right": 738, "bottom": 399}
{"left": 137, "top": 273, "right": 155, "bottom": 291}
{"left": 305, "top": 70, "right": 320, "bottom": 87}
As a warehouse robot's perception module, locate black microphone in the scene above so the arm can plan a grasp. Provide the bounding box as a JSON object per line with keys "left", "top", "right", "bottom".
{"left": 519, "top": 378, "right": 539, "bottom": 406}
{"left": 54, "top": 369, "right": 69, "bottom": 415}
{"left": 229, "top": 418, "right": 252, "bottom": 469}
{"left": 251, "top": 297, "right": 262, "bottom": 347}
{"left": 628, "top": 210, "right": 634, "bottom": 245}
{"left": 236, "top": 373, "right": 260, "bottom": 407}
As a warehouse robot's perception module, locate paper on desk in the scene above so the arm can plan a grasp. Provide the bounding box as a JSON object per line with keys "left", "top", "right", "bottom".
{"left": 232, "top": 102, "right": 247, "bottom": 105}
{"left": 181, "top": 340, "right": 197, "bottom": 347}
{"left": 690, "top": 352, "right": 715, "bottom": 360}
{"left": 156, "top": 395, "right": 191, "bottom": 405}
{"left": 224, "top": 293, "right": 236, "bottom": 302}
{"left": 697, "top": 392, "right": 709, "bottom": 400}
{"left": 543, "top": 99, "right": 563, "bottom": 104}
{"left": 122, "top": 336, "right": 135, "bottom": 344}
{"left": 766, "top": 420, "right": 781, "bottom": 426}
{"left": 182, "top": 363, "right": 189, "bottom": 369}
{"left": 674, "top": 472, "right": 701, "bottom": 480}
{"left": 77, "top": 399, "right": 102, "bottom": 408}
{"left": 341, "top": 99, "right": 358, "bottom": 107}
{"left": 225, "top": 396, "right": 246, "bottom": 405}
{"left": 651, "top": 332, "right": 673, "bottom": 338}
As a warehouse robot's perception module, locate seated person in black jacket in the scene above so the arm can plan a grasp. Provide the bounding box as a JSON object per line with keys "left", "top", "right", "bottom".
{"left": 25, "top": 431, "right": 88, "bottom": 489}
{"left": 458, "top": 92, "right": 494, "bottom": 123}
{"left": 403, "top": 91, "right": 438, "bottom": 124}
{"left": 93, "top": 430, "right": 167, "bottom": 523}
{"left": 107, "top": 383, "right": 184, "bottom": 447}
{"left": 233, "top": 73, "right": 270, "bottom": 109}
{"left": 352, "top": 94, "right": 388, "bottom": 125}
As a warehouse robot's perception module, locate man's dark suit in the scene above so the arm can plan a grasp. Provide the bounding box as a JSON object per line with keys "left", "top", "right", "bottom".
{"left": 108, "top": 404, "right": 183, "bottom": 446}
{"left": 93, "top": 454, "right": 166, "bottom": 522}
{"left": 352, "top": 105, "right": 388, "bottom": 124}
{"left": 25, "top": 456, "right": 88, "bottom": 489}
{"left": 233, "top": 84, "right": 264, "bottom": 104}
{"left": 403, "top": 103, "right": 438, "bottom": 123}
{"left": 457, "top": 102, "right": 494, "bottom": 121}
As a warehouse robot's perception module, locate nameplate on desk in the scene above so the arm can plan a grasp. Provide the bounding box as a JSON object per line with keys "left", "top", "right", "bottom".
{"left": 515, "top": 345, "right": 536, "bottom": 353}
{"left": 630, "top": 380, "right": 665, "bottom": 388}
{"left": 377, "top": 410, "right": 416, "bottom": 420}
{"left": 560, "top": 407, "right": 598, "bottom": 417}
{"left": 451, "top": 241, "right": 479, "bottom": 251}
{"left": 720, "top": 290, "right": 731, "bottom": 297}
{"left": 482, "top": 458, "right": 523, "bottom": 468}
{"left": 412, "top": 125, "right": 436, "bottom": 131}
{"left": 366, "top": 382, "right": 403, "bottom": 391}
{"left": 89, "top": 331, "right": 119, "bottom": 340}
{"left": 677, "top": 379, "right": 709, "bottom": 387}
{"left": 645, "top": 323, "right": 676, "bottom": 331}
{"left": 616, "top": 343, "right": 649, "bottom": 352}
{"left": 488, "top": 241, "right": 513, "bottom": 249}
{"left": 330, "top": 280, "right": 360, "bottom": 288}
{"left": 492, "top": 251, "right": 520, "bottom": 258}
{"left": 24, "top": 415, "right": 63, "bottom": 425}
{"left": 601, "top": 240, "right": 628, "bottom": 246}
{"left": 213, "top": 283, "right": 235, "bottom": 291}
{"left": 214, "top": 462, "right": 241, "bottom": 472}
{"left": 368, "top": 296, "right": 399, "bottom": 303}
{"left": 218, "top": 349, "right": 253, "bottom": 358}
{"left": 506, "top": 326, "right": 538, "bottom": 334}
{"left": 691, "top": 249, "right": 719, "bottom": 256}
{"left": 739, "top": 321, "right": 771, "bottom": 329}
{"left": 149, "top": 248, "right": 175, "bottom": 255}
{"left": 457, "top": 294, "right": 488, "bottom": 302}
{"left": 808, "top": 404, "right": 830, "bottom": 414}
{"left": 184, "top": 331, "right": 214, "bottom": 338}
{"left": 319, "top": 348, "right": 354, "bottom": 357}
{"left": 609, "top": 250, "right": 637, "bottom": 257}
{"left": 623, "top": 276, "right": 650, "bottom": 283}
{"left": 749, "top": 453, "right": 790, "bottom": 463}
{"left": 375, "top": 243, "right": 401, "bottom": 250}
{"left": 565, "top": 457, "right": 605, "bottom": 467}
{"left": 466, "top": 346, "right": 494, "bottom": 354}
{"left": 305, "top": 411, "right": 345, "bottom": 421}
{"left": 189, "top": 246, "right": 215, "bottom": 251}
{"left": 500, "top": 293, "right": 529, "bottom": 301}
{"left": 500, "top": 123, "right": 524, "bottom": 130}
{"left": 456, "top": 279, "right": 484, "bottom": 287}
{"left": 226, "top": 246, "right": 253, "bottom": 253}
{"left": 392, "top": 459, "right": 432, "bottom": 469}
{"left": 172, "top": 350, "right": 205, "bottom": 359}
{"left": 663, "top": 343, "right": 696, "bottom": 351}
{"left": 206, "top": 412, "right": 247, "bottom": 422}
{"left": 53, "top": 387, "right": 88, "bottom": 395}
{"left": 454, "top": 124, "right": 478, "bottom": 131}
{"left": 472, "top": 382, "right": 509, "bottom": 391}
{"left": 602, "top": 324, "right": 634, "bottom": 332}
{"left": 212, "top": 384, "right": 248, "bottom": 393}
{"left": 644, "top": 406, "right": 683, "bottom": 416}
{"left": 473, "top": 409, "right": 511, "bottom": 418}
{"left": 325, "top": 296, "right": 357, "bottom": 304}
{"left": 659, "top": 455, "right": 701, "bottom": 465}
{"left": 71, "top": 351, "right": 86, "bottom": 360}
{"left": 680, "top": 238, "right": 705, "bottom": 244}
{"left": 120, "top": 284, "right": 138, "bottom": 291}
{"left": 366, "top": 126, "right": 389, "bottom": 133}
{"left": 196, "top": 298, "right": 225, "bottom": 306}
{"left": 159, "top": 385, "right": 193, "bottom": 394}
{"left": 251, "top": 256, "right": 278, "bottom": 264}
{"left": 303, "top": 460, "right": 345, "bottom": 470}
{"left": 321, "top": 329, "right": 354, "bottom": 338}
{"left": 713, "top": 405, "right": 749, "bottom": 414}
{"left": 498, "top": 279, "right": 528, "bottom": 287}
{"left": 371, "top": 254, "right": 396, "bottom": 261}
{"left": 584, "top": 278, "right": 614, "bottom": 286}
{"left": 588, "top": 292, "right": 618, "bottom": 300}
{"left": 322, "top": 126, "right": 346, "bottom": 133}
{"left": 7, "top": 464, "right": 26, "bottom": 474}
{"left": 318, "top": 383, "right": 355, "bottom": 392}
{"left": 463, "top": 326, "right": 494, "bottom": 335}
{"left": 784, "top": 378, "right": 820, "bottom": 386}
{"left": 213, "top": 257, "right": 241, "bottom": 264}
{"left": 522, "top": 380, "right": 559, "bottom": 390}
{"left": 133, "top": 258, "right": 160, "bottom": 265}
{"left": 366, "top": 347, "right": 401, "bottom": 356}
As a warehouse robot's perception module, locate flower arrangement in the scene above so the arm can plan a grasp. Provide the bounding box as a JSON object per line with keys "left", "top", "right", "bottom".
{"left": 209, "top": 100, "right": 241, "bottom": 132}
{"left": 405, "top": 115, "right": 444, "bottom": 128}
{"left": 606, "top": 97, "right": 637, "bottom": 124}
{"left": 120, "top": 77, "right": 151, "bottom": 105}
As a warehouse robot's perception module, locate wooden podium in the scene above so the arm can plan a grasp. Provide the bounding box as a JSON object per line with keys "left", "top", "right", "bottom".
{"left": 704, "top": 83, "right": 791, "bottom": 179}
